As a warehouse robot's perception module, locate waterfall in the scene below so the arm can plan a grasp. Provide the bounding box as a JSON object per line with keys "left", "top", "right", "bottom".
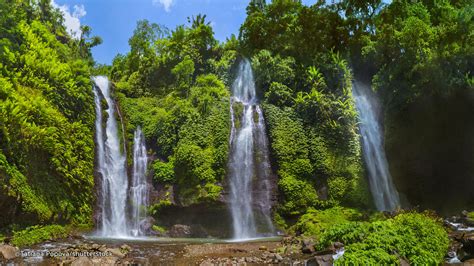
{"left": 352, "top": 81, "right": 400, "bottom": 211}
{"left": 93, "top": 76, "right": 129, "bottom": 237}
{"left": 228, "top": 59, "right": 274, "bottom": 239}
{"left": 255, "top": 105, "right": 275, "bottom": 233}
{"left": 130, "top": 127, "right": 149, "bottom": 237}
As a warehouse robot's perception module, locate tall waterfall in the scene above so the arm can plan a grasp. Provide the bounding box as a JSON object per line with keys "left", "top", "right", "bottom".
{"left": 228, "top": 59, "right": 274, "bottom": 239}
{"left": 130, "top": 127, "right": 149, "bottom": 237}
{"left": 352, "top": 81, "right": 400, "bottom": 211}
{"left": 93, "top": 76, "right": 129, "bottom": 237}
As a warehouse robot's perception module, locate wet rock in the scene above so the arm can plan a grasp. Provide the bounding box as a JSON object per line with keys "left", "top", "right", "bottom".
{"left": 121, "top": 244, "right": 132, "bottom": 252}
{"left": 169, "top": 224, "right": 192, "bottom": 238}
{"left": 314, "top": 249, "right": 335, "bottom": 256}
{"left": 0, "top": 244, "right": 17, "bottom": 260}
{"left": 448, "top": 251, "right": 457, "bottom": 259}
{"left": 308, "top": 254, "right": 333, "bottom": 266}
{"left": 274, "top": 253, "right": 283, "bottom": 261}
{"left": 71, "top": 257, "right": 93, "bottom": 266}
{"left": 461, "top": 234, "right": 474, "bottom": 254}
{"left": 333, "top": 242, "right": 344, "bottom": 249}
{"left": 259, "top": 245, "right": 268, "bottom": 251}
{"left": 463, "top": 258, "right": 474, "bottom": 265}
{"left": 302, "top": 239, "right": 315, "bottom": 254}
{"left": 140, "top": 217, "right": 156, "bottom": 235}
{"left": 106, "top": 248, "right": 125, "bottom": 258}
{"left": 457, "top": 249, "right": 472, "bottom": 262}
{"left": 261, "top": 251, "right": 271, "bottom": 259}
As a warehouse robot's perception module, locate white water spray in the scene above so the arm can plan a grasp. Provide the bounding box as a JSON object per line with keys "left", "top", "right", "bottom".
{"left": 352, "top": 81, "right": 400, "bottom": 211}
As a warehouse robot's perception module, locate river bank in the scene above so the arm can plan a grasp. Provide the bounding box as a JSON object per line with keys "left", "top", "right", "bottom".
{"left": 1, "top": 211, "right": 474, "bottom": 265}
{"left": 0, "top": 237, "right": 321, "bottom": 265}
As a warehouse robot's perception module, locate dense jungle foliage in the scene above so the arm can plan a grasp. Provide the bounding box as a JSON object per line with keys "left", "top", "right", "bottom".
{"left": 0, "top": 0, "right": 101, "bottom": 229}
{"left": 0, "top": 0, "right": 473, "bottom": 263}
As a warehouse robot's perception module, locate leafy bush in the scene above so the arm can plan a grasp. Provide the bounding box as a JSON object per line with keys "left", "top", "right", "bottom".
{"left": 252, "top": 50, "right": 296, "bottom": 96}
{"left": 293, "top": 207, "right": 362, "bottom": 238}
{"left": 264, "top": 82, "right": 293, "bottom": 106}
{"left": 317, "top": 212, "right": 449, "bottom": 265}
{"left": 153, "top": 160, "right": 175, "bottom": 183}
{"left": 278, "top": 174, "right": 318, "bottom": 216}
{"left": 12, "top": 225, "right": 68, "bottom": 247}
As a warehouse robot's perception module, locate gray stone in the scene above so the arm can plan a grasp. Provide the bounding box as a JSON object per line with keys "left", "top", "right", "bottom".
{"left": 333, "top": 242, "right": 344, "bottom": 249}
{"left": 169, "top": 224, "right": 192, "bottom": 238}
{"left": 275, "top": 253, "right": 283, "bottom": 261}
{"left": 302, "top": 239, "right": 315, "bottom": 254}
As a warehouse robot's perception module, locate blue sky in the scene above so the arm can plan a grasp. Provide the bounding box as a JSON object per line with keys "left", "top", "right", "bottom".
{"left": 53, "top": 0, "right": 316, "bottom": 65}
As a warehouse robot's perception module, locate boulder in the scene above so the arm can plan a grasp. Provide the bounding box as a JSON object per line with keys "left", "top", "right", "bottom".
{"left": 120, "top": 244, "right": 132, "bottom": 252}
{"left": 169, "top": 224, "right": 192, "bottom": 238}
{"left": 274, "top": 253, "right": 283, "bottom": 261}
{"left": 0, "top": 244, "right": 17, "bottom": 260}
{"left": 310, "top": 254, "right": 333, "bottom": 266}
{"left": 461, "top": 234, "right": 474, "bottom": 254}
{"left": 333, "top": 242, "right": 344, "bottom": 249}
{"left": 140, "top": 217, "right": 156, "bottom": 235}
{"left": 301, "top": 239, "right": 315, "bottom": 254}
{"left": 463, "top": 258, "right": 474, "bottom": 265}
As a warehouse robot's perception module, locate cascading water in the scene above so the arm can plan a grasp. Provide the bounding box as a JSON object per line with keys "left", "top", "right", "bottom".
{"left": 228, "top": 59, "right": 274, "bottom": 239}
{"left": 93, "top": 76, "right": 129, "bottom": 237}
{"left": 130, "top": 127, "right": 149, "bottom": 237}
{"left": 352, "top": 81, "right": 400, "bottom": 211}
{"left": 254, "top": 106, "right": 275, "bottom": 234}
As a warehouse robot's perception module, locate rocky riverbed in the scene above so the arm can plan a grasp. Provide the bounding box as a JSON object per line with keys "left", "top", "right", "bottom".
{"left": 3, "top": 211, "right": 474, "bottom": 265}
{"left": 444, "top": 211, "right": 474, "bottom": 265}
{"left": 0, "top": 236, "right": 333, "bottom": 265}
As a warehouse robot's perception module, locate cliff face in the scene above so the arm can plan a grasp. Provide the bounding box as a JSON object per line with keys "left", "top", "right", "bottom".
{"left": 386, "top": 90, "right": 474, "bottom": 213}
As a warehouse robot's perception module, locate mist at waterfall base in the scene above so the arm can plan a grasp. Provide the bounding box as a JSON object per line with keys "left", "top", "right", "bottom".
{"left": 228, "top": 59, "right": 275, "bottom": 240}
{"left": 92, "top": 76, "right": 150, "bottom": 238}
{"left": 352, "top": 81, "right": 400, "bottom": 211}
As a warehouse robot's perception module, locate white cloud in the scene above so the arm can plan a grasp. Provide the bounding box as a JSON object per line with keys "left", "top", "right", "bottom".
{"left": 152, "top": 0, "right": 174, "bottom": 12}
{"left": 73, "top": 4, "right": 86, "bottom": 18}
{"left": 51, "top": 0, "right": 86, "bottom": 39}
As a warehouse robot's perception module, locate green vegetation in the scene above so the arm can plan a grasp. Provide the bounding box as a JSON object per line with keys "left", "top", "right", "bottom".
{"left": 0, "top": 0, "right": 100, "bottom": 229}
{"left": 292, "top": 207, "right": 362, "bottom": 237}
{"left": 110, "top": 17, "right": 234, "bottom": 206}
{"left": 468, "top": 212, "right": 474, "bottom": 220}
{"left": 11, "top": 225, "right": 68, "bottom": 247}
{"left": 317, "top": 212, "right": 449, "bottom": 265}
{"left": 1, "top": 0, "right": 471, "bottom": 263}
